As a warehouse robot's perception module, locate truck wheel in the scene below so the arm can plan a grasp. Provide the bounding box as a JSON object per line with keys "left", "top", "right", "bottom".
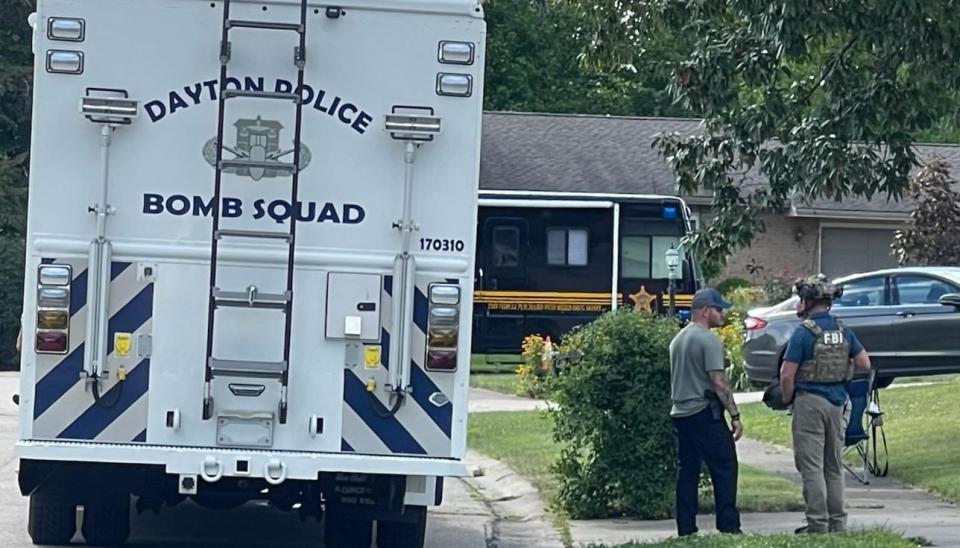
{"left": 377, "top": 506, "right": 427, "bottom": 548}
{"left": 81, "top": 495, "right": 131, "bottom": 547}
{"left": 27, "top": 494, "right": 76, "bottom": 546}
{"left": 325, "top": 516, "right": 373, "bottom": 547}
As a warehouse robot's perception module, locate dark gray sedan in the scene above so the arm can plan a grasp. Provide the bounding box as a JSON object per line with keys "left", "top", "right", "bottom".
{"left": 743, "top": 267, "right": 960, "bottom": 388}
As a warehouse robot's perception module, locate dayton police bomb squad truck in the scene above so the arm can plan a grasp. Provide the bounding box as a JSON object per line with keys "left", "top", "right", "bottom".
{"left": 17, "top": 1, "right": 485, "bottom": 546}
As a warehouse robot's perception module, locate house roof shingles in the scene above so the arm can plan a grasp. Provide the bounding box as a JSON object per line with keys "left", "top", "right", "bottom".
{"left": 479, "top": 111, "right": 960, "bottom": 218}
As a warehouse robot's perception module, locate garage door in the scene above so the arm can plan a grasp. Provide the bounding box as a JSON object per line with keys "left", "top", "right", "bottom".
{"left": 821, "top": 227, "right": 898, "bottom": 278}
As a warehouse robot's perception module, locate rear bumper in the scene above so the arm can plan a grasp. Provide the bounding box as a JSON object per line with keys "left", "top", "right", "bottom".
{"left": 15, "top": 440, "right": 467, "bottom": 481}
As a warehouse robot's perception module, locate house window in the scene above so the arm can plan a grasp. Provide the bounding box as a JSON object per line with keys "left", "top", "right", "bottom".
{"left": 547, "top": 228, "right": 588, "bottom": 266}
{"left": 491, "top": 226, "right": 520, "bottom": 268}
{"left": 621, "top": 236, "right": 681, "bottom": 278}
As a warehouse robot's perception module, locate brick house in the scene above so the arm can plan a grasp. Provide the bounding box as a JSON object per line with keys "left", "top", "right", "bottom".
{"left": 479, "top": 111, "right": 960, "bottom": 281}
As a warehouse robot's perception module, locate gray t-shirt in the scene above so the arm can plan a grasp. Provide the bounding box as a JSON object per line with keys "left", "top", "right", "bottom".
{"left": 669, "top": 323, "right": 726, "bottom": 418}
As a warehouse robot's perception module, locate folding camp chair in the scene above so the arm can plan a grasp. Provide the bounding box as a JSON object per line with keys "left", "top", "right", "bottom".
{"left": 843, "top": 371, "right": 889, "bottom": 484}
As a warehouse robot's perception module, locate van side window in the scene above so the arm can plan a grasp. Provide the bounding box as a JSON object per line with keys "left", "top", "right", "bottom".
{"left": 547, "top": 228, "right": 588, "bottom": 266}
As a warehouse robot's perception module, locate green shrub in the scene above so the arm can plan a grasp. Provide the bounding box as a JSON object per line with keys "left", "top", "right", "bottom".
{"left": 762, "top": 268, "right": 800, "bottom": 304}
{"left": 516, "top": 334, "right": 554, "bottom": 398}
{"left": 550, "top": 310, "right": 679, "bottom": 519}
{"left": 716, "top": 277, "right": 752, "bottom": 297}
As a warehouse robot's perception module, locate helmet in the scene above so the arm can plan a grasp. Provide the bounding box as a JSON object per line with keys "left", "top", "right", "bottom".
{"left": 794, "top": 274, "right": 843, "bottom": 302}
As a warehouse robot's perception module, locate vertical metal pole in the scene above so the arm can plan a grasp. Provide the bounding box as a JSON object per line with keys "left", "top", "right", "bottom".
{"left": 611, "top": 202, "right": 620, "bottom": 311}
{"left": 668, "top": 279, "right": 676, "bottom": 318}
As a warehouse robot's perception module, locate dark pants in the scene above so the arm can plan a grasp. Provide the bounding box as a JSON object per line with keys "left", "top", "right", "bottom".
{"left": 672, "top": 408, "right": 741, "bottom": 536}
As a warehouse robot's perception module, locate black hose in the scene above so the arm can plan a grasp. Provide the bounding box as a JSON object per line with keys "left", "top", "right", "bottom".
{"left": 92, "top": 375, "right": 123, "bottom": 408}
{"left": 370, "top": 389, "right": 404, "bottom": 418}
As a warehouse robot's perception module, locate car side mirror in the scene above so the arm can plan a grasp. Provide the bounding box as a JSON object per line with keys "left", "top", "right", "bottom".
{"left": 939, "top": 293, "right": 960, "bottom": 309}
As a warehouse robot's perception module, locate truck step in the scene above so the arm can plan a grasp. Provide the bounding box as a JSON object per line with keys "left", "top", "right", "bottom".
{"left": 213, "top": 288, "right": 291, "bottom": 310}
{"left": 226, "top": 20, "right": 304, "bottom": 33}
{"left": 215, "top": 229, "right": 293, "bottom": 242}
{"left": 220, "top": 158, "right": 298, "bottom": 174}
{"left": 209, "top": 358, "right": 287, "bottom": 380}
{"left": 223, "top": 90, "right": 300, "bottom": 102}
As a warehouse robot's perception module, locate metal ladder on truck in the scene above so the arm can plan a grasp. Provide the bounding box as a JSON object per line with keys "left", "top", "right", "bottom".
{"left": 202, "top": 0, "right": 309, "bottom": 424}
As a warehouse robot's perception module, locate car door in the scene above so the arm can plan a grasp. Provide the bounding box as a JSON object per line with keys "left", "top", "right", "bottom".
{"left": 889, "top": 274, "right": 960, "bottom": 376}
{"left": 831, "top": 275, "right": 895, "bottom": 371}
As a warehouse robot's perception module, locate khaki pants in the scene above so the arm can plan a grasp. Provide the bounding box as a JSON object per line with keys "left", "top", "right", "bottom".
{"left": 791, "top": 391, "right": 851, "bottom": 533}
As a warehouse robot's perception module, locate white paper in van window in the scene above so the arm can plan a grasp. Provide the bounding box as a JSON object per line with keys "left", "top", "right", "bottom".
{"left": 567, "top": 229, "right": 588, "bottom": 266}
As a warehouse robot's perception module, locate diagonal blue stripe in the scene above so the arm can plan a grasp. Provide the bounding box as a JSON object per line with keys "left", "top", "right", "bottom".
{"left": 110, "top": 262, "right": 132, "bottom": 280}
{"left": 58, "top": 360, "right": 150, "bottom": 440}
{"left": 41, "top": 258, "right": 56, "bottom": 265}
{"left": 133, "top": 429, "right": 147, "bottom": 443}
{"left": 34, "top": 284, "right": 154, "bottom": 421}
{"left": 34, "top": 345, "right": 85, "bottom": 419}
{"left": 413, "top": 288, "right": 428, "bottom": 333}
{"left": 409, "top": 361, "right": 453, "bottom": 437}
{"left": 380, "top": 328, "right": 391, "bottom": 371}
{"left": 69, "top": 269, "right": 88, "bottom": 317}
{"left": 343, "top": 372, "right": 425, "bottom": 455}
{"left": 384, "top": 275, "right": 393, "bottom": 297}
{"left": 106, "top": 285, "right": 154, "bottom": 356}
{"left": 341, "top": 439, "right": 354, "bottom": 452}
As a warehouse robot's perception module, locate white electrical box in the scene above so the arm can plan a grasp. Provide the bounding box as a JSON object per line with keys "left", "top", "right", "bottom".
{"left": 325, "top": 273, "right": 381, "bottom": 341}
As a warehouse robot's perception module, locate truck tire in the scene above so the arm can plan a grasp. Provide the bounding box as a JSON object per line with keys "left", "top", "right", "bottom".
{"left": 377, "top": 506, "right": 427, "bottom": 548}
{"left": 324, "top": 516, "right": 373, "bottom": 548}
{"left": 81, "top": 495, "right": 131, "bottom": 547}
{"left": 27, "top": 494, "right": 76, "bottom": 546}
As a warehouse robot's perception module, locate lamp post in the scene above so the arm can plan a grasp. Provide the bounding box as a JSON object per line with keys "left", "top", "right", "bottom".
{"left": 666, "top": 246, "right": 681, "bottom": 317}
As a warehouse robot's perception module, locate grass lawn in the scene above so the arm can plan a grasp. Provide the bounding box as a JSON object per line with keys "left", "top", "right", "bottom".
{"left": 471, "top": 354, "right": 520, "bottom": 374}
{"left": 470, "top": 372, "right": 518, "bottom": 395}
{"left": 467, "top": 411, "right": 803, "bottom": 513}
{"left": 589, "top": 529, "right": 916, "bottom": 547}
{"left": 739, "top": 382, "right": 960, "bottom": 503}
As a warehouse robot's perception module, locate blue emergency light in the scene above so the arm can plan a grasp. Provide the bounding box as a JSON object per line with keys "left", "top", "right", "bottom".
{"left": 662, "top": 206, "right": 678, "bottom": 220}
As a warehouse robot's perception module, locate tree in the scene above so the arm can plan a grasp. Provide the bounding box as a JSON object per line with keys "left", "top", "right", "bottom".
{"left": 893, "top": 157, "right": 960, "bottom": 266}
{"left": 484, "top": 0, "right": 689, "bottom": 117}
{"left": 0, "top": 0, "right": 34, "bottom": 366}
{"left": 564, "top": 0, "right": 960, "bottom": 271}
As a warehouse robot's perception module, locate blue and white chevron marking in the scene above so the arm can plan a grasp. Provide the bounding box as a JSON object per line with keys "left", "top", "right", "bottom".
{"left": 341, "top": 275, "right": 456, "bottom": 457}
{"left": 32, "top": 258, "right": 153, "bottom": 444}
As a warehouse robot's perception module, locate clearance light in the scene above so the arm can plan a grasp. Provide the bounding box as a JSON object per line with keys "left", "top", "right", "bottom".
{"left": 39, "top": 265, "right": 71, "bottom": 286}
{"left": 426, "top": 284, "right": 461, "bottom": 372}
{"left": 436, "top": 73, "right": 473, "bottom": 97}
{"left": 438, "top": 41, "right": 475, "bottom": 65}
{"left": 46, "top": 50, "right": 84, "bottom": 74}
{"left": 48, "top": 18, "right": 85, "bottom": 42}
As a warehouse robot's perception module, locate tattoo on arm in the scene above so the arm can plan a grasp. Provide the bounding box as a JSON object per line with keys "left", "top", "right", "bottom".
{"left": 708, "top": 371, "right": 739, "bottom": 417}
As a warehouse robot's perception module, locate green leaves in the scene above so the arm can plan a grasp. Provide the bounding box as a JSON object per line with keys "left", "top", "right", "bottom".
{"left": 566, "top": 0, "right": 960, "bottom": 271}
{"left": 893, "top": 157, "right": 960, "bottom": 266}
{"left": 550, "top": 311, "right": 679, "bottom": 519}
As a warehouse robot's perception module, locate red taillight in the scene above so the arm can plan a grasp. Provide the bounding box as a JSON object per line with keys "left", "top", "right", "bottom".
{"left": 744, "top": 317, "right": 768, "bottom": 331}
{"left": 426, "top": 350, "right": 457, "bottom": 371}
{"left": 36, "top": 331, "right": 68, "bottom": 353}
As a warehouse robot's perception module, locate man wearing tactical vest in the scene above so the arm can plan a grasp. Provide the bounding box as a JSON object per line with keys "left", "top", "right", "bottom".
{"left": 780, "top": 275, "right": 872, "bottom": 534}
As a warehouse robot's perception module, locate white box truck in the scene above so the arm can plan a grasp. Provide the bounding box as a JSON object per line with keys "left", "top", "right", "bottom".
{"left": 16, "top": 1, "right": 485, "bottom": 546}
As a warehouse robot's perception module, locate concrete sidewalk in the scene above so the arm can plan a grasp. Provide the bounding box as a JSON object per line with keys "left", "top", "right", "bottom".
{"left": 569, "top": 438, "right": 960, "bottom": 547}
{"left": 467, "top": 387, "right": 960, "bottom": 547}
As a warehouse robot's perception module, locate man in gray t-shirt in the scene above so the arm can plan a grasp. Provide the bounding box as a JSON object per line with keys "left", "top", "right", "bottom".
{"left": 668, "top": 288, "right": 743, "bottom": 537}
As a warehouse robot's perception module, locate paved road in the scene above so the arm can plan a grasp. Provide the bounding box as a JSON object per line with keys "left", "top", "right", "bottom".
{"left": 0, "top": 373, "right": 492, "bottom": 548}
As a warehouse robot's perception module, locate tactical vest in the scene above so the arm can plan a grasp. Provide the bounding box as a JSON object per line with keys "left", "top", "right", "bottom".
{"left": 795, "top": 319, "right": 854, "bottom": 383}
